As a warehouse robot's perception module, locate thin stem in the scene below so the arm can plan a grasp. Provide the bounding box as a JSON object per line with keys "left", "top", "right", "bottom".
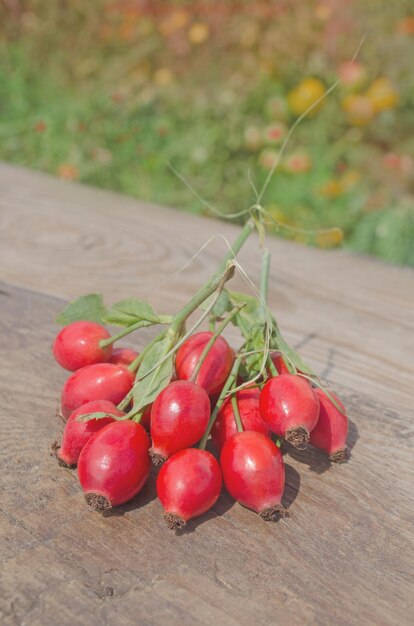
{"left": 199, "top": 357, "right": 241, "bottom": 450}
{"left": 216, "top": 219, "right": 254, "bottom": 274}
{"left": 260, "top": 248, "right": 271, "bottom": 322}
{"left": 267, "top": 355, "right": 278, "bottom": 377}
{"left": 231, "top": 392, "right": 243, "bottom": 433}
{"left": 190, "top": 304, "right": 245, "bottom": 383}
{"left": 99, "top": 316, "right": 172, "bottom": 349}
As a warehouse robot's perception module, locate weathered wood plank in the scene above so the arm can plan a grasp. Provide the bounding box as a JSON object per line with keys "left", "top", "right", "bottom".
{"left": 0, "top": 163, "right": 413, "bottom": 415}
{"left": 1, "top": 282, "right": 413, "bottom": 626}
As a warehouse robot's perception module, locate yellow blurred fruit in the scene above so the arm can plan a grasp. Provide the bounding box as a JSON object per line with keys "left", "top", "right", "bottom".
{"left": 284, "top": 152, "right": 313, "bottom": 174}
{"left": 264, "top": 123, "right": 287, "bottom": 145}
{"left": 315, "top": 228, "right": 344, "bottom": 248}
{"left": 366, "top": 78, "right": 399, "bottom": 113}
{"left": 342, "top": 94, "right": 376, "bottom": 126}
{"left": 319, "top": 180, "right": 343, "bottom": 198}
{"left": 188, "top": 22, "right": 209, "bottom": 45}
{"left": 159, "top": 10, "right": 190, "bottom": 36}
{"left": 153, "top": 68, "right": 174, "bottom": 86}
{"left": 244, "top": 126, "right": 262, "bottom": 151}
{"left": 287, "top": 78, "right": 326, "bottom": 116}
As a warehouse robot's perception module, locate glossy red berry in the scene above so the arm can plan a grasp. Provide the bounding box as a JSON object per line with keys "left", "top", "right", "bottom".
{"left": 78, "top": 420, "right": 150, "bottom": 511}
{"left": 260, "top": 374, "right": 320, "bottom": 448}
{"left": 60, "top": 363, "right": 134, "bottom": 420}
{"left": 310, "top": 389, "right": 349, "bottom": 462}
{"left": 140, "top": 404, "right": 152, "bottom": 431}
{"left": 56, "top": 400, "right": 125, "bottom": 467}
{"left": 157, "top": 448, "right": 222, "bottom": 530}
{"left": 175, "top": 331, "right": 234, "bottom": 396}
{"left": 53, "top": 321, "right": 112, "bottom": 371}
{"left": 150, "top": 380, "right": 210, "bottom": 464}
{"left": 211, "top": 387, "right": 270, "bottom": 452}
{"left": 220, "top": 431, "right": 286, "bottom": 520}
{"left": 108, "top": 347, "right": 139, "bottom": 368}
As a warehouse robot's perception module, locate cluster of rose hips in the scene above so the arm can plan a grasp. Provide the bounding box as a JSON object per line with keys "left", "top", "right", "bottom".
{"left": 52, "top": 308, "right": 349, "bottom": 530}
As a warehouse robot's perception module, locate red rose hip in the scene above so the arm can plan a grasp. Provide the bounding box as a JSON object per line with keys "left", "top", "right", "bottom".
{"left": 220, "top": 431, "right": 286, "bottom": 520}
{"left": 60, "top": 363, "right": 135, "bottom": 420}
{"left": 175, "top": 331, "right": 234, "bottom": 396}
{"left": 109, "top": 347, "right": 139, "bottom": 368}
{"left": 150, "top": 380, "right": 210, "bottom": 464}
{"left": 56, "top": 400, "right": 125, "bottom": 467}
{"left": 53, "top": 321, "right": 112, "bottom": 371}
{"left": 78, "top": 420, "right": 150, "bottom": 511}
{"left": 211, "top": 387, "right": 270, "bottom": 452}
{"left": 157, "top": 448, "right": 222, "bottom": 530}
{"left": 260, "top": 374, "right": 320, "bottom": 448}
{"left": 310, "top": 389, "right": 349, "bottom": 462}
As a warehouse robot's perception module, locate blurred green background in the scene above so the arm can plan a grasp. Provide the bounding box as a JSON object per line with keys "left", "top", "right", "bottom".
{"left": 1, "top": 1, "right": 413, "bottom": 265}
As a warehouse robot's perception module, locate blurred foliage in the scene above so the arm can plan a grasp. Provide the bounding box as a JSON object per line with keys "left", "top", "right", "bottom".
{"left": 0, "top": 0, "right": 413, "bottom": 265}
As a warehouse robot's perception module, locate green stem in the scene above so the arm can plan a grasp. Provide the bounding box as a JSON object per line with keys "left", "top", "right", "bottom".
{"left": 199, "top": 357, "right": 241, "bottom": 450}
{"left": 216, "top": 219, "right": 254, "bottom": 274}
{"left": 231, "top": 392, "right": 243, "bottom": 433}
{"left": 117, "top": 331, "right": 167, "bottom": 410}
{"left": 190, "top": 304, "right": 245, "bottom": 383}
{"left": 99, "top": 316, "right": 171, "bottom": 349}
{"left": 268, "top": 355, "right": 278, "bottom": 377}
{"left": 260, "top": 248, "right": 271, "bottom": 323}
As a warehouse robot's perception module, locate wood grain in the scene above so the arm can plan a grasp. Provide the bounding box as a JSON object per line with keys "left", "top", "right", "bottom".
{"left": 1, "top": 282, "right": 413, "bottom": 626}
{"left": 0, "top": 163, "right": 413, "bottom": 415}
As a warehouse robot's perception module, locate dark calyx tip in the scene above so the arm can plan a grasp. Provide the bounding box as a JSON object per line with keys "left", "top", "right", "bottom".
{"left": 285, "top": 425, "right": 309, "bottom": 449}
{"left": 259, "top": 504, "right": 288, "bottom": 522}
{"left": 150, "top": 448, "right": 166, "bottom": 466}
{"left": 330, "top": 447, "right": 349, "bottom": 463}
{"left": 85, "top": 493, "right": 112, "bottom": 513}
{"left": 164, "top": 513, "right": 186, "bottom": 531}
{"left": 50, "top": 441, "right": 60, "bottom": 456}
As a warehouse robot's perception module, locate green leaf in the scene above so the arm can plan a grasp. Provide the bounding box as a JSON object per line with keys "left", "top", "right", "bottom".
{"left": 103, "top": 298, "right": 160, "bottom": 327}
{"left": 75, "top": 411, "right": 128, "bottom": 423}
{"left": 199, "top": 290, "right": 231, "bottom": 317}
{"left": 132, "top": 336, "right": 174, "bottom": 412}
{"left": 56, "top": 293, "right": 107, "bottom": 325}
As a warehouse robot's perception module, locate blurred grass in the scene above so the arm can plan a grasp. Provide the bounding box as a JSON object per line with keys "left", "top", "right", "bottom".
{"left": 0, "top": 0, "right": 413, "bottom": 265}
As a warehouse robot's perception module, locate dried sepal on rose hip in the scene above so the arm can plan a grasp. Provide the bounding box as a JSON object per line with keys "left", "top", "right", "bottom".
{"left": 259, "top": 374, "right": 320, "bottom": 448}
{"left": 156, "top": 448, "right": 222, "bottom": 531}
{"left": 310, "top": 388, "right": 349, "bottom": 462}
{"left": 220, "top": 431, "right": 286, "bottom": 521}
{"left": 78, "top": 420, "right": 150, "bottom": 511}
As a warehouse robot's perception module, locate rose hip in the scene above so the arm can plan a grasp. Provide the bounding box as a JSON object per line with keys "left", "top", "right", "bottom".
{"left": 60, "top": 363, "right": 134, "bottom": 420}
{"left": 220, "top": 431, "right": 286, "bottom": 520}
{"left": 78, "top": 420, "right": 150, "bottom": 511}
{"left": 157, "top": 448, "right": 222, "bottom": 530}
{"left": 53, "top": 321, "right": 112, "bottom": 371}
{"left": 150, "top": 380, "right": 210, "bottom": 464}
{"left": 56, "top": 400, "right": 125, "bottom": 467}
{"left": 108, "top": 347, "right": 139, "bottom": 368}
{"left": 260, "top": 374, "right": 320, "bottom": 448}
{"left": 211, "top": 387, "right": 270, "bottom": 452}
{"left": 310, "top": 389, "right": 349, "bottom": 462}
{"left": 175, "top": 331, "right": 234, "bottom": 396}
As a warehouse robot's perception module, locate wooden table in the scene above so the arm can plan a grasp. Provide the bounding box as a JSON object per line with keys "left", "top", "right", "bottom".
{"left": 0, "top": 162, "right": 413, "bottom": 625}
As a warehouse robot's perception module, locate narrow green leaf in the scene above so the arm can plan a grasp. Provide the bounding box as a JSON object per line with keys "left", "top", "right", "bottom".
{"left": 75, "top": 411, "right": 128, "bottom": 423}
{"left": 103, "top": 298, "right": 160, "bottom": 327}
{"left": 56, "top": 293, "right": 107, "bottom": 325}
{"left": 132, "top": 336, "right": 174, "bottom": 412}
